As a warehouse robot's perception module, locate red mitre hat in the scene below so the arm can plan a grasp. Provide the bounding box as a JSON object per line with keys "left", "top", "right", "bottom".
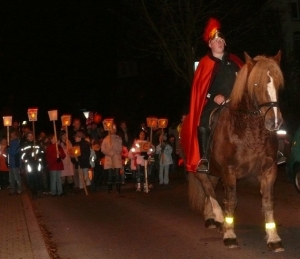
{"left": 203, "top": 17, "right": 226, "bottom": 45}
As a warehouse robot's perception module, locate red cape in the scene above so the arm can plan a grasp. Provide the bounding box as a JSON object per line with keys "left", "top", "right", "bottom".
{"left": 180, "top": 53, "right": 244, "bottom": 173}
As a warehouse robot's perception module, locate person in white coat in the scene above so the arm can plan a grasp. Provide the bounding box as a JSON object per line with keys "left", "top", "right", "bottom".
{"left": 101, "top": 124, "right": 123, "bottom": 193}
{"left": 156, "top": 134, "right": 173, "bottom": 185}
{"left": 58, "top": 130, "right": 75, "bottom": 194}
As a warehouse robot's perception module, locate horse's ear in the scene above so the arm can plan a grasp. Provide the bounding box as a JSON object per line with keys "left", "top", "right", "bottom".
{"left": 244, "top": 52, "right": 254, "bottom": 65}
{"left": 244, "top": 52, "right": 252, "bottom": 62}
{"left": 274, "top": 50, "right": 282, "bottom": 65}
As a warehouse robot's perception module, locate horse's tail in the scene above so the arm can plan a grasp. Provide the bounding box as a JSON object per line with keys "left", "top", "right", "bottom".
{"left": 188, "top": 173, "right": 206, "bottom": 213}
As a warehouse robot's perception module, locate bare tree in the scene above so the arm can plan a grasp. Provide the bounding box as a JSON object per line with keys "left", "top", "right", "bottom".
{"left": 115, "top": 0, "right": 276, "bottom": 87}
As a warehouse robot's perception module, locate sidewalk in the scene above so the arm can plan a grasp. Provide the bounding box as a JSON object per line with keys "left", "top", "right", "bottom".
{"left": 0, "top": 189, "right": 51, "bottom": 259}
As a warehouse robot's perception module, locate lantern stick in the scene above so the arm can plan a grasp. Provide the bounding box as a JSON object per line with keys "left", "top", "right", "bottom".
{"left": 32, "top": 121, "right": 36, "bottom": 146}
{"left": 78, "top": 162, "right": 89, "bottom": 196}
{"left": 144, "top": 159, "right": 149, "bottom": 193}
{"left": 6, "top": 126, "right": 9, "bottom": 146}
{"left": 108, "top": 130, "right": 115, "bottom": 169}
{"left": 53, "top": 120, "right": 59, "bottom": 158}
{"left": 66, "top": 127, "right": 69, "bottom": 150}
{"left": 150, "top": 127, "right": 153, "bottom": 145}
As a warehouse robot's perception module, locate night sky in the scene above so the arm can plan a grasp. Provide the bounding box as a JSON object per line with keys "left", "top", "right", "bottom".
{"left": 1, "top": 2, "right": 120, "bottom": 131}
{"left": 0, "top": 1, "right": 289, "bottom": 133}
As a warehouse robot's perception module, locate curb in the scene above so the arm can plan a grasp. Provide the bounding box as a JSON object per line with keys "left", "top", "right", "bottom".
{"left": 21, "top": 192, "right": 51, "bottom": 259}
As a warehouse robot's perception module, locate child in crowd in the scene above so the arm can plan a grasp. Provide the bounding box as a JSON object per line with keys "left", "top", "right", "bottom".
{"left": 101, "top": 124, "right": 122, "bottom": 193}
{"left": 156, "top": 134, "right": 173, "bottom": 185}
{"left": 128, "top": 130, "right": 153, "bottom": 192}
{"left": 90, "top": 140, "right": 105, "bottom": 191}
{"left": 45, "top": 134, "right": 66, "bottom": 196}
{"left": 7, "top": 131, "right": 22, "bottom": 194}
{"left": 74, "top": 131, "right": 91, "bottom": 192}
{"left": 58, "top": 130, "right": 75, "bottom": 194}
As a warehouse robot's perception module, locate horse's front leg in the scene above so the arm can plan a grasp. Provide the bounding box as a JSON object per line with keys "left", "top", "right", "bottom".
{"left": 223, "top": 178, "right": 239, "bottom": 249}
{"left": 261, "top": 168, "right": 284, "bottom": 252}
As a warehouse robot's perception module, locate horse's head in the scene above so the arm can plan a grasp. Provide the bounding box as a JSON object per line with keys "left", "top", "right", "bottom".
{"left": 230, "top": 51, "right": 284, "bottom": 131}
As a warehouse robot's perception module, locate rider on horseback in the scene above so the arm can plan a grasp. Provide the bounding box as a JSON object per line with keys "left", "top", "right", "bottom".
{"left": 180, "top": 18, "right": 243, "bottom": 173}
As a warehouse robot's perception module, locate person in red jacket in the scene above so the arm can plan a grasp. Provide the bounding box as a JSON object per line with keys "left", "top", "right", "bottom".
{"left": 46, "top": 133, "right": 66, "bottom": 196}
{"left": 180, "top": 17, "right": 243, "bottom": 173}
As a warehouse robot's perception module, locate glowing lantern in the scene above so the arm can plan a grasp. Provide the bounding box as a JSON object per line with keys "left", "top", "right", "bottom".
{"left": 27, "top": 108, "right": 38, "bottom": 145}
{"left": 71, "top": 146, "right": 81, "bottom": 157}
{"left": 48, "top": 110, "right": 58, "bottom": 121}
{"left": 48, "top": 110, "right": 59, "bottom": 157}
{"left": 102, "top": 118, "right": 114, "bottom": 131}
{"left": 61, "top": 115, "right": 71, "bottom": 127}
{"left": 3, "top": 116, "right": 12, "bottom": 127}
{"left": 27, "top": 108, "right": 38, "bottom": 121}
{"left": 61, "top": 114, "right": 71, "bottom": 149}
{"left": 158, "top": 118, "right": 168, "bottom": 128}
{"left": 3, "top": 116, "right": 12, "bottom": 145}
{"left": 139, "top": 141, "right": 151, "bottom": 152}
{"left": 146, "top": 117, "right": 158, "bottom": 128}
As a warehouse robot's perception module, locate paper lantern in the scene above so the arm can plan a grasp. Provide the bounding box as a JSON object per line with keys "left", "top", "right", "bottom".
{"left": 146, "top": 117, "right": 158, "bottom": 128}
{"left": 27, "top": 108, "right": 38, "bottom": 121}
{"left": 158, "top": 118, "right": 168, "bottom": 128}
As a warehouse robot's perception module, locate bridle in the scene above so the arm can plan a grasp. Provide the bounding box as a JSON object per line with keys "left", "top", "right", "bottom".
{"left": 253, "top": 102, "right": 279, "bottom": 117}
{"left": 234, "top": 100, "right": 279, "bottom": 117}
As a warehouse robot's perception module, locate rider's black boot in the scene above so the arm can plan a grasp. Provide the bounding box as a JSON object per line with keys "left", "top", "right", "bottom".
{"left": 197, "top": 127, "right": 211, "bottom": 172}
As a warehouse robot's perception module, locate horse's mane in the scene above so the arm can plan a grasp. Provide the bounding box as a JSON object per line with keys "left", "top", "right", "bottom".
{"left": 229, "top": 53, "right": 284, "bottom": 110}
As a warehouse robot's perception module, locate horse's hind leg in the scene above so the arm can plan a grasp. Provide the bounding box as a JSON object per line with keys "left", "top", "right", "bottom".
{"left": 260, "top": 170, "right": 284, "bottom": 252}
{"left": 223, "top": 179, "right": 239, "bottom": 249}
{"left": 194, "top": 173, "right": 224, "bottom": 229}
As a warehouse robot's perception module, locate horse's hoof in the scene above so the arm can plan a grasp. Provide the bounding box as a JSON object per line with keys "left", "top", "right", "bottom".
{"left": 268, "top": 242, "right": 284, "bottom": 252}
{"left": 205, "top": 218, "right": 217, "bottom": 229}
{"left": 224, "top": 238, "right": 239, "bottom": 249}
{"left": 205, "top": 219, "right": 223, "bottom": 232}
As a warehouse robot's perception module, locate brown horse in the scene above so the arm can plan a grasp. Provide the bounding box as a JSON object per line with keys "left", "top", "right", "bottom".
{"left": 188, "top": 51, "right": 284, "bottom": 252}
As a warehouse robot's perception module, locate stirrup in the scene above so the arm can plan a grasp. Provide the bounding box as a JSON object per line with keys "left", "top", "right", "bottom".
{"left": 196, "top": 158, "right": 209, "bottom": 173}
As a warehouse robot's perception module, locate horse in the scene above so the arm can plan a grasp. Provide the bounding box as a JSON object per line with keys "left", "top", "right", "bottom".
{"left": 187, "top": 51, "right": 284, "bottom": 252}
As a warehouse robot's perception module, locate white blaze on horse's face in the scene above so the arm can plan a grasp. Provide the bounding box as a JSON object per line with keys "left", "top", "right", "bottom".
{"left": 266, "top": 71, "right": 278, "bottom": 129}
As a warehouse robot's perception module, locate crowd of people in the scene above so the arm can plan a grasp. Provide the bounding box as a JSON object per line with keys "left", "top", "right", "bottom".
{"left": 0, "top": 16, "right": 244, "bottom": 198}
{"left": 0, "top": 115, "right": 186, "bottom": 198}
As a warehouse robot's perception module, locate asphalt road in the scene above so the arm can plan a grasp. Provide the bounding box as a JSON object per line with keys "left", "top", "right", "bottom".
{"left": 32, "top": 166, "right": 300, "bottom": 259}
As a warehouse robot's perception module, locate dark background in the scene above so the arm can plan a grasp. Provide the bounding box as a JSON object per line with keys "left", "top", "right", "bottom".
{"left": 0, "top": 1, "right": 298, "bottom": 134}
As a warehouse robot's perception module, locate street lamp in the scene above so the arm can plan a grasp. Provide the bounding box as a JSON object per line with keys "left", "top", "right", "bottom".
{"left": 48, "top": 110, "right": 59, "bottom": 158}
{"left": 83, "top": 111, "right": 90, "bottom": 119}
{"left": 61, "top": 114, "right": 72, "bottom": 149}
{"left": 3, "top": 116, "right": 12, "bottom": 145}
{"left": 27, "top": 108, "right": 38, "bottom": 144}
{"left": 83, "top": 111, "right": 90, "bottom": 126}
